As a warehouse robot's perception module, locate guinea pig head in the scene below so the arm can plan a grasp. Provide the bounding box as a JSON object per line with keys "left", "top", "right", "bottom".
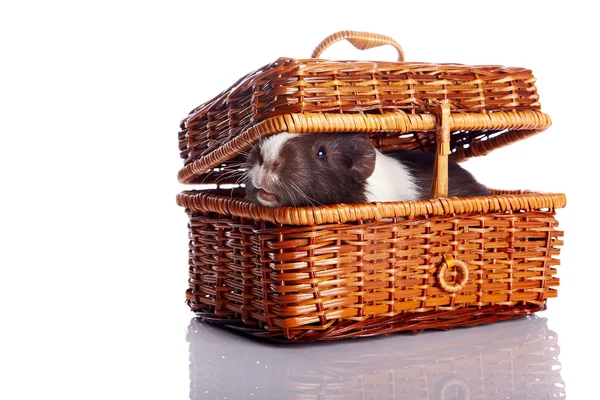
{"left": 244, "top": 132, "right": 376, "bottom": 207}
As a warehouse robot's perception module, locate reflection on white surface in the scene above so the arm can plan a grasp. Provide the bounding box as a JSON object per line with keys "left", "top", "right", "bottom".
{"left": 187, "top": 316, "right": 565, "bottom": 400}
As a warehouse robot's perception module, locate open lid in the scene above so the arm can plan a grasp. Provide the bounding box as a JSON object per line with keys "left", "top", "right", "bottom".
{"left": 177, "top": 31, "right": 551, "bottom": 185}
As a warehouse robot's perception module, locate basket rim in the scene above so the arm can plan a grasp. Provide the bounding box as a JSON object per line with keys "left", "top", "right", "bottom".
{"left": 176, "top": 190, "right": 566, "bottom": 226}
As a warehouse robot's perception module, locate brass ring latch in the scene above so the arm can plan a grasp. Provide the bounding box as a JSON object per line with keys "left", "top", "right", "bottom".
{"left": 437, "top": 255, "right": 469, "bottom": 293}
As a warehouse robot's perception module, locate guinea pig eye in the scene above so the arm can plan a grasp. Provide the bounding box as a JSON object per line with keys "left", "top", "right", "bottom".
{"left": 316, "top": 146, "right": 326, "bottom": 161}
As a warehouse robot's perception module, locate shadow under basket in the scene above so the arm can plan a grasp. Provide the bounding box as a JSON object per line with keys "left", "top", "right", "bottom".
{"left": 187, "top": 314, "right": 564, "bottom": 399}
{"left": 176, "top": 31, "right": 566, "bottom": 342}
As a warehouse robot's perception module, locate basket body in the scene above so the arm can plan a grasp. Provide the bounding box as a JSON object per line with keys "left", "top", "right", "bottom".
{"left": 177, "top": 33, "right": 565, "bottom": 341}
{"left": 181, "top": 190, "right": 564, "bottom": 341}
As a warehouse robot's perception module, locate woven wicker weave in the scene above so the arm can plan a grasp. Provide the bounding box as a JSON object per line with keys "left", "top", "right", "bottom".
{"left": 176, "top": 31, "right": 566, "bottom": 342}
{"left": 188, "top": 315, "right": 565, "bottom": 399}
{"left": 180, "top": 189, "right": 563, "bottom": 341}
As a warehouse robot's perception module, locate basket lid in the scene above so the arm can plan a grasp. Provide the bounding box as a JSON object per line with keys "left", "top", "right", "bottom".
{"left": 177, "top": 31, "right": 551, "bottom": 185}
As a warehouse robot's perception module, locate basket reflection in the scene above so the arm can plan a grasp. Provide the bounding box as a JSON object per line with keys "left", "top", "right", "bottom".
{"left": 187, "top": 316, "right": 564, "bottom": 399}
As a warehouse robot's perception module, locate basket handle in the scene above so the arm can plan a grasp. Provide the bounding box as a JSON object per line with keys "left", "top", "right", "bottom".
{"left": 311, "top": 30, "right": 405, "bottom": 61}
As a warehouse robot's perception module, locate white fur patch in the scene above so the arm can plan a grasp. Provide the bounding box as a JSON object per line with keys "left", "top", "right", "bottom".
{"left": 366, "top": 151, "right": 419, "bottom": 202}
{"left": 261, "top": 133, "right": 298, "bottom": 164}
{"left": 248, "top": 132, "right": 298, "bottom": 206}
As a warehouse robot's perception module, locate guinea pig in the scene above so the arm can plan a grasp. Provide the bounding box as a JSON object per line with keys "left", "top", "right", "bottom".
{"left": 243, "top": 132, "right": 490, "bottom": 207}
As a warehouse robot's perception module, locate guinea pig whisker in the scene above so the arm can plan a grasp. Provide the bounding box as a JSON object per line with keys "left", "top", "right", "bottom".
{"left": 226, "top": 122, "right": 264, "bottom": 155}
{"left": 208, "top": 136, "right": 253, "bottom": 156}
{"left": 280, "top": 181, "right": 299, "bottom": 208}
{"left": 290, "top": 181, "right": 324, "bottom": 207}
{"left": 249, "top": 123, "right": 263, "bottom": 145}
{"left": 214, "top": 170, "right": 246, "bottom": 185}
{"left": 234, "top": 173, "right": 247, "bottom": 186}
{"left": 287, "top": 181, "right": 308, "bottom": 206}
{"left": 215, "top": 167, "right": 246, "bottom": 177}
{"left": 198, "top": 169, "right": 220, "bottom": 185}
{"left": 197, "top": 166, "right": 244, "bottom": 186}
{"left": 220, "top": 174, "right": 246, "bottom": 185}
{"left": 210, "top": 169, "right": 235, "bottom": 181}
{"left": 289, "top": 173, "right": 325, "bottom": 207}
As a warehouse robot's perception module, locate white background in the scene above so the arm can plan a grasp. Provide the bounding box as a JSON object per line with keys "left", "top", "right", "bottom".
{"left": 0, "top": 1, "right": 597, "bottom": 398}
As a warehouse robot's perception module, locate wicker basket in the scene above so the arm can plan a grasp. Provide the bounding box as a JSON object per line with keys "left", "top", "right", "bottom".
{"left": 188, "top": 315, "right": 565, "bottom": 399}
{"left": 177, "top": 31, "right": 566, "bottom": 342}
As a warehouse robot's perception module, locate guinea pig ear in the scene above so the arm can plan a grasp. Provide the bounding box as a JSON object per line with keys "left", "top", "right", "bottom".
{"left": 346, "top": 133, "right": 376, "bottom": 180}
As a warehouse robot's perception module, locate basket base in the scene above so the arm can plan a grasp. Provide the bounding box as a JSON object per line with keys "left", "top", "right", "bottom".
{"left": 193, "top": 303, "right": 545, "bottom": 342}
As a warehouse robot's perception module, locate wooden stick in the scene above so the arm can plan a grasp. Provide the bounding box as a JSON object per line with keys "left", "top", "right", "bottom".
{"left": 431, "top": 101, "right": 451, "bottom": 198}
